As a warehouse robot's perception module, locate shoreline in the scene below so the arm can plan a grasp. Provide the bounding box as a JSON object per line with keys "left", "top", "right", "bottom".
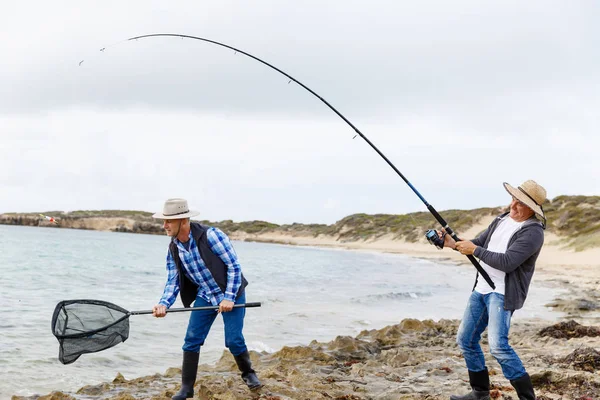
{"left": 13, "top": 318, "right": 600, "bottom": 399}
{"left": 234, "top": 222, "right": 600, "bottom": 325}
{"left": 230, "top": 217, "right": 600, "bottom": 292}
{"left": 8, "top": 222, "right": 600, "bottom": 399}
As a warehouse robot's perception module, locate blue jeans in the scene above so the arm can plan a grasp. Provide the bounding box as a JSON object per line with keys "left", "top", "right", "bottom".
{"left": 182, "top": 292, "right": 248, "bottom": 356}
{"left": 456, "top": 291, "right": 526, "bottom": 381}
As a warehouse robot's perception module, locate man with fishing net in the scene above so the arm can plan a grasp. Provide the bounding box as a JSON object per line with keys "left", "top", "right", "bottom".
{"left": 152, "top": 198, "right": 262, "bottom": 399}
{"left": 433, "top": 180, "right": 546, "bottom": 400}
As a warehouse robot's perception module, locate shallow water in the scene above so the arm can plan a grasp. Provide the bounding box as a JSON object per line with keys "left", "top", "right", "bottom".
{"left": 0, "top": 224, "right": 562, "bottom": 398}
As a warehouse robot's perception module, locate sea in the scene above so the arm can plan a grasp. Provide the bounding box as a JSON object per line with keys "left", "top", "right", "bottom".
{"left": 0, "top": 224, "right": 563, "bottom": 399}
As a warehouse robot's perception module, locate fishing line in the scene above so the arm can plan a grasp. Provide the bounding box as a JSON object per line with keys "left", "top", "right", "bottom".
{"left": 78, "top": 38, "right": 130, "bottom": 67}
{"left": 83, "top": 33, "right": 495, "bottom": 289}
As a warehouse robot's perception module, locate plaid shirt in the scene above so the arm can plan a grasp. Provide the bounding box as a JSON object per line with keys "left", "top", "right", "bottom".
{"left": 159, "top": 227, "right": 242, "bottom": 307}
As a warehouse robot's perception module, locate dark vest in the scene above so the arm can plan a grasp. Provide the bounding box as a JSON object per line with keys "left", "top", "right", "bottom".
{"left": 169, "top": 222, "right": 248, "bottom": 308}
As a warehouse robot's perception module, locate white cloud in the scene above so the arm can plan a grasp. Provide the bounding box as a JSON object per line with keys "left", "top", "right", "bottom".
{"left": 1, "top": 1, "right": 598, "bottom": 224}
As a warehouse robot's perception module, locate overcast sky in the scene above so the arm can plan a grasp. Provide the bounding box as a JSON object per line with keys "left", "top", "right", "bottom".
{"left": 1, "top": 1, "right": 598, "bottom": 224}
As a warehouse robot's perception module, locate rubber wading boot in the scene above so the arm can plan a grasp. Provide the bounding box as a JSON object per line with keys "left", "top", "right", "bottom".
{"left": 510, "top": 373, "right": 536, "bottom": 400}
{"left": 233, "top": 350, "right": 262, "bottom": 390}
{"left": 172, "top": 351, "right": 199, "bottom": 400}
{"left": 450, "top": 368, "right": 490, "bottom": 400}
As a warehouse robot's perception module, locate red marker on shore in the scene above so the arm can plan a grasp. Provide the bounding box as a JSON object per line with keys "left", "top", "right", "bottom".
{"left": 39, "top": 214, "right": 58, "bottom": 224}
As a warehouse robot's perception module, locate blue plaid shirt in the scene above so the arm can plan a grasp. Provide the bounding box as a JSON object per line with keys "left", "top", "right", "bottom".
{"left": 159, "top": 227, "right": 242, "bottom": 307}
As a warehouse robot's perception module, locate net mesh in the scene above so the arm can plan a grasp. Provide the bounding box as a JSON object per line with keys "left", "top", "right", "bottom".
{"left": 51, "top": 300, "right": 131, "bottom": 364}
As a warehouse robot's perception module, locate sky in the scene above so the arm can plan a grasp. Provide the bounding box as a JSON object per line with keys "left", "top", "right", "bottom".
{"left": 1, "top": 1, "right": 598, "bottom": 224}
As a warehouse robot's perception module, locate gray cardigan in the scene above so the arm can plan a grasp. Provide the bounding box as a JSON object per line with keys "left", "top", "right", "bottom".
{"left": 472, "top": 212, "right": 545, "bottom": 311}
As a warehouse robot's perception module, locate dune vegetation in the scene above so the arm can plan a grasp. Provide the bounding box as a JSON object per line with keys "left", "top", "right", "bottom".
{"left": 1, "top": 195, "right": 599, "bottom": 250}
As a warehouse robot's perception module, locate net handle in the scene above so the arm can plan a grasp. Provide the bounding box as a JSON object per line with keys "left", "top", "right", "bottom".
{"left": 129, "top": 302, "right": 261, "bottom": 316}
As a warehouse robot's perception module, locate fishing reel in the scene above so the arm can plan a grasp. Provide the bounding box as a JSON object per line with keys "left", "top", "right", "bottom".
{"left": 425, "top": 229, "right": 445, "bottom": 249}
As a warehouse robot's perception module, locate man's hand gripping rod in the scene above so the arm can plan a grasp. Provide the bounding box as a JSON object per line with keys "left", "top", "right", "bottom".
{"left": 426, "top": 205, "right": 495, "bottom": 289}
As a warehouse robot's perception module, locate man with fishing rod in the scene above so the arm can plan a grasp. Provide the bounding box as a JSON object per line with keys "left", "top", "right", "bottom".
{"left": 151, "top": 198, "right": 262, "bottom": 399}
{"left": 430, "top": 180, "right": 546, "bottom": 400}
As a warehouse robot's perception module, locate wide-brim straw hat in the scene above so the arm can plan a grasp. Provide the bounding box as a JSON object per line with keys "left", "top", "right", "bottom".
{"left": 503, "top": 180, "right": 547, "bottom": 220}
{"left": 152, "top": 198, "right": 200, "bottom": 219}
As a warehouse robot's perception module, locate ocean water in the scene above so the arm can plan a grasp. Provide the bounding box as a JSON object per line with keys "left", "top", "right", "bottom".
{"left": 0, "top": 224, "right": 561, "bottom": 399}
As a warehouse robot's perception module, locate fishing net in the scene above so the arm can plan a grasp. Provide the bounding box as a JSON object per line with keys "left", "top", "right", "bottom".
{"left": 51, "top": 299, "right": 131, "bottom": 364}
{"left": 51, "top": 299, "right": 260, "bottom": 364}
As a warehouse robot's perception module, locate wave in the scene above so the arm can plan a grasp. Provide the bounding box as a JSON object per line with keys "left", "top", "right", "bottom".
{"left": 350, "top": 291, "right": 432, "bottom": 303}
{"left": 248, "top": 341, "right": 276, "bottom": 353}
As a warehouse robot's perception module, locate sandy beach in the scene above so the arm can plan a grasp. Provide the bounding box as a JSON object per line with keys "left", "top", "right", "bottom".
{"left": 12, "top": 219, "right": 600, "bottom": 400}
{"left": 232, "top": 216, "right": 600, "bottom": 296}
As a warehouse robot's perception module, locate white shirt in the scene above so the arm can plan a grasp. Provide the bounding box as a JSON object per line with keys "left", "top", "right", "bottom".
{"left": 475, "top": 216, "right": 525, "bottom": 295}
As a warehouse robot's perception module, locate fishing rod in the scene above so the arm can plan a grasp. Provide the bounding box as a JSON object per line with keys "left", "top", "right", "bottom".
{"left": 118, "top": 33, "right": 495, "bottom": 289}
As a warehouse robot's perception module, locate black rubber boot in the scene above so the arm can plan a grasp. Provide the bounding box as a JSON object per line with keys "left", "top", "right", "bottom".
{"left": 450, "top": 368, "right": 490, "bottom": 400}
{"left": 233, "top": 350, "right": 262, "bottom": 390}
{"left": 510, "top": 373, "right": 536, "bottom": 400}
{"left": 172, "top": 351, "right": 199, "bottom": 400}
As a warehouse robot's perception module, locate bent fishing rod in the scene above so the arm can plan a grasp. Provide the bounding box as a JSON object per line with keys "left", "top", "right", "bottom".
{"left": 117, "top": 33, "right": 494, "bottom": 289}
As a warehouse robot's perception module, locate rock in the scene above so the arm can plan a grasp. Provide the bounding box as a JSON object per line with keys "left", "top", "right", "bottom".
{"left": 76, "top": 382, "right": 111, "bottom": 396}
{"left": 23, "top": 392, "right": 76, "bottom": 400}
{"left": 378, "top": 349, "right": 410, "bottom": 367}
{"left": 577, "top": 299, "right": 599, "bottom": 311}
{"left": 272, "top": 345, "right": 334, "bottom": 362}
{"left": 399, "top": 319, "right": 425, "bottom": 331}
{"left": 112, "top": 372, "right": 127, "bottom": 384}
{"left": 164, "top": 367, "right": 180, "bottom": 377}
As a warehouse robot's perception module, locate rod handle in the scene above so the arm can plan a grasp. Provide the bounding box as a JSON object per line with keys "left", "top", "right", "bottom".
{"left": 130, "top": 302, "right": 261, "bottom": 316}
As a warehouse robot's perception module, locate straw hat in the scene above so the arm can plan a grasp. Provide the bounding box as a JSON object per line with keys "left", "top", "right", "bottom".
{"left": 152, "top": 198, "right": 200, "bottom": 219}
{"left": 503, "top": 180, "right": 547, "bottom": 220}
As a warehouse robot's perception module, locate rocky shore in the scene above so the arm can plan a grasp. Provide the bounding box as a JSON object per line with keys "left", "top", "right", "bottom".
{"left": 10, "top": 237, "right": 600, "bottom": 399}
{"left": 12, "top": 313, "right": 600, "bottom": 400}
{"left": 8, "top": 243, "right": 600, "bottom": 399}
